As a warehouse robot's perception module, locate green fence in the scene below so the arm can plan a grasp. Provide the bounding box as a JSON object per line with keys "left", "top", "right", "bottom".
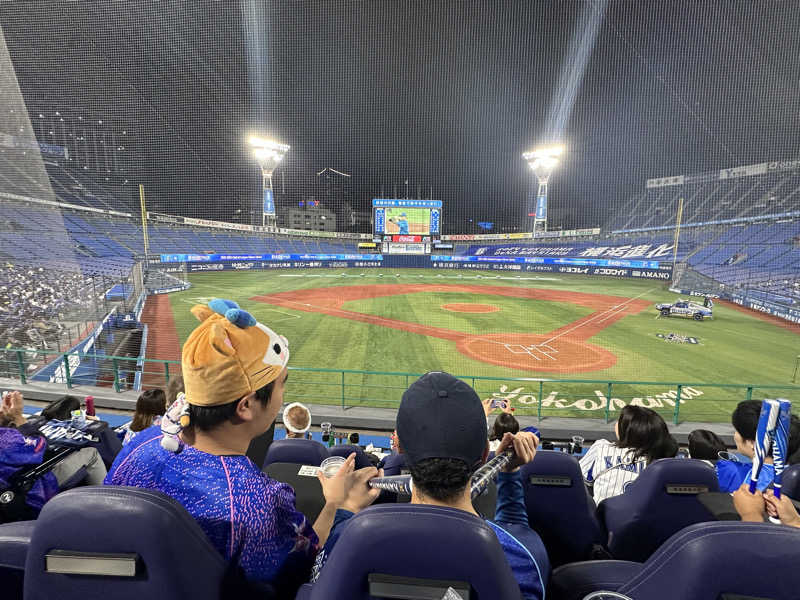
{"left": 2, "top": 348, "right": 798, "bottom": 424}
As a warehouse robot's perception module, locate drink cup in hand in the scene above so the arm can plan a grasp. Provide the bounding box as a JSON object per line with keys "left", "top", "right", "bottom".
{"left": 320, "top": 456, "right": 346, "bottom": 478}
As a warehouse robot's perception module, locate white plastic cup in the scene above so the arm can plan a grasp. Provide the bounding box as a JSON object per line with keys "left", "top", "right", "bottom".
{"left": 320, "top": 456, "right": 346, "bottom": 478}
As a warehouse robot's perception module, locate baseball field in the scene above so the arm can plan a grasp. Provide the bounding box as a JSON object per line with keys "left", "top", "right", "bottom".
{"left": 145, "top": 269, "right": 800, "bottom": 423}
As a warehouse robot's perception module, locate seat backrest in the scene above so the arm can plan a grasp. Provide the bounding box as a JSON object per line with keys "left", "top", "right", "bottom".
{"left": 263, "top": 462, "right": 326, "bottom": 522}
{"left": 618, "top": 521, "right": 800, "bottom": 600}
{"left": 378, "top": 452, "right": 407, "bottom": 476}
{"left": 264, "top": 439, "right": 329, "bottom": 467}
{"left": 780, "top": 463, "right": 800, "bottom": 500}
{"left": 599, "top": 458, "right": 719, "bottom": 561}
{"left": 520, "top": 451, "right": 604, "bottom": 567}
{"left": 309, "top": 504, "right": 522, "bottom": 600}
{"left": 328, "top": 444, "right": 372, "bottom": 469}
{"left": 24, "top": 486, "right": 227, "bottom": 600}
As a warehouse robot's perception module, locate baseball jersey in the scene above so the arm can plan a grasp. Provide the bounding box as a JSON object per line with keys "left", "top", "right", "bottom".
{"left": 105, "top": 430, "right": 318, "bottom": 588}
{"left": 398, "top": 220, "right": 409, "bottom": 234}
{"left": 579, "top": 439, "right": 647, "bottom": 504}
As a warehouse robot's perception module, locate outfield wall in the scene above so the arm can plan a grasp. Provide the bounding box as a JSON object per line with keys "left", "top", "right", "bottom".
{"left": 162, "top": 252, "right": 674, "bottom": 280}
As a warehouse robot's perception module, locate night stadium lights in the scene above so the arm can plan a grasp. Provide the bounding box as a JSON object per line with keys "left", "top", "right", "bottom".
{"left": 522, "top": 144, "right": 565, "bottom": 178}
{"left": 248, "top": 136, "right": 290, "bottom": 228}
{"left": 248, "top": 136, "right": 290, "bottom": 168}
{"left": 522, "top": 144, "right": 565, "bottom": 236}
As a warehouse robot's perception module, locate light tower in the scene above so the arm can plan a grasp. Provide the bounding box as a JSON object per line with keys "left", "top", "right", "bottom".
{"left": 249, "top": 136, "right": 290, "bottom": 228}
{"left": 522, "top": 144, "right": 565, "bottom": 237}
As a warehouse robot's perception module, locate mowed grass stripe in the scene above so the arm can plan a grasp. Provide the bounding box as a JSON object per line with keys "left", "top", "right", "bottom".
{"left": 342, "top": 292, "right": 594, "bottom": 336}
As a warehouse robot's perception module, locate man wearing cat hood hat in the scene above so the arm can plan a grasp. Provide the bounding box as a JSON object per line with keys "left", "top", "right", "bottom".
{"left": 106, "top": 299, "right": 379, "bottom": 593}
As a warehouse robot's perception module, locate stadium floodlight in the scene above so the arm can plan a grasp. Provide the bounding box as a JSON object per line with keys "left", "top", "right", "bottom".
{"left": 248, "top": 136, "right": 290, "bottom": 228}
{"left": 522, "top": 144, "right": 565, "bottom": 236}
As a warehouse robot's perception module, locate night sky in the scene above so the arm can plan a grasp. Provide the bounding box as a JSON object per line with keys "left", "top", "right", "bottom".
{"left": 1, "top": 0, "right": 798, "bottom": 230}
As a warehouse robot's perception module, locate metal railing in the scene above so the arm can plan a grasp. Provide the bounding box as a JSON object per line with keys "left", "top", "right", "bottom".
{"left": 1, "top": 347, "right": 798, "bottom": 424}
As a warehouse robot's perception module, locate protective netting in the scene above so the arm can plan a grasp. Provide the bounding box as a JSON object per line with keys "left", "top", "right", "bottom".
{"left": 0, "top": 2, "right": 798, "bottom": 397}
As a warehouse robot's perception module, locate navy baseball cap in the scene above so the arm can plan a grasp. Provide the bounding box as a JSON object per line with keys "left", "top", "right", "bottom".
{"left": 396, "top": 372, "right": 487, "bottom": 469}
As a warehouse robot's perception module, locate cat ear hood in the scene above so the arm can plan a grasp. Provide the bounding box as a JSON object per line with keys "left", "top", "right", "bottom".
{"left": 182, "top": 298, "right": 289, "bottom": 407}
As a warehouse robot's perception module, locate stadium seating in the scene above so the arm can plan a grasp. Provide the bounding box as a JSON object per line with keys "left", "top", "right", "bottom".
{"left": 328, "top": 444, "right": 373, "bottom": 469}
{"left": 299, "top": 503, "right": 522, "bottom": 600}
{"left": 780, "top": 463, "right": 800, "bottom": 500}
{"left": 23, "top": 486, "right": 229, "bottom": 600}
{"left": 0, "top": 519, "right": 34, "bottom": 599}
{"left": 263, "top": 462, "right": 328, "bottom": 523}
{"left": 519, "top": 452, "right": 605, "bottom": 567}
{"left": 550, "top": 521, "right": 800, "bottom": 600}
{"left": 378, "top": 452, "right": 407, "bottom": 476}
{"left": 263, "top": 438, "right": 329, "bottom": 467}
{"left": 597, "top": 458, "right": 719, "bottom": 561}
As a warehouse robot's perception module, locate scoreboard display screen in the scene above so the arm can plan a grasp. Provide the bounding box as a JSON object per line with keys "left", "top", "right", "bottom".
{"left": 384, "top": 207, "right": 431, "bottom": 235}
{"left": 373, "top": 199, "right": 442, "bottom": 236}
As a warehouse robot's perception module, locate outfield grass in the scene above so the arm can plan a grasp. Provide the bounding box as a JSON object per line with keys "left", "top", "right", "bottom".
{"left": 166, "top": 269, "right": 800, "bottom": 422}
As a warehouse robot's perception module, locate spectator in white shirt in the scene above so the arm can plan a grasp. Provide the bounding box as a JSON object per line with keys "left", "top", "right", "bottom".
{"left": 580, "top": 405, "right": 678, "bottom": 504}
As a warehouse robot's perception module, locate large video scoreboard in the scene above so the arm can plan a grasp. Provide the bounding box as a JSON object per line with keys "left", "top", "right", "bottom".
{"left": 372, "top": 199, "right": 442, "bottom": 254}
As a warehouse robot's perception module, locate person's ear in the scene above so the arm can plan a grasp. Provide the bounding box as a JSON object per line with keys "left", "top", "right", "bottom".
{"left": 236, "top": 393, "right": 257, "bottom": 423}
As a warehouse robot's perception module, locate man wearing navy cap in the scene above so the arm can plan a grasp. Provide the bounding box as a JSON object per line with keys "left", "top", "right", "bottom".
{"left": 311, "top": 372, "right": 549, "bottom": 599}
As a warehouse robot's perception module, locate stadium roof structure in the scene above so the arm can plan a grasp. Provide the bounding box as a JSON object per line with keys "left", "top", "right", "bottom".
{"left": 316, "top": 168, "right": 351, "bottom": 178}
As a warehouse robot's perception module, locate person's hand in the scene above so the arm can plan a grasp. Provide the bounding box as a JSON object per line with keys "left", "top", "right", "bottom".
{"left": 481, "top": 397, "right": 496, "bottom": 417}
{"left": 317, "top": 453, "right": 356, "bottom": 508}
{"left": 340, "top": 466, "right": 382, "bottom": 514}
{"left": 732, "top": 483, "right": 765, "bottom": 522}
{"left": 497, "top": 431, "right": 538, "bottom": 472}
{"left": 764, "top": 489, "right": 800, "bottom": 528}
{"left": 1, "top": 390, "right": 25, "bottom": 426}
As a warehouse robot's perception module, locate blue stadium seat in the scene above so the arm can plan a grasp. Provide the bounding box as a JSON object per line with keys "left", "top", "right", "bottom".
{"left": 780, "top": 463, "right": 800, "bottom": 500}
{"left": 328, "top": 444, "right": 372, "bottom": 469}
{"left": 300, "top": 504, "right": 521, "bottom": 600}
{"left": 519, "top": 451, "right": 605, "bottom": 567}
{"left": 550, "top": 521, "right": 800, "bottom": 600}
{"left": 598, "top": 458, "right": 719, "bottom": 561}
{"left": 23, "top": 486, "right": 228, "bottom": 600}
{"left": 264, "top": 439, "right": 329, "bottom": 467}
{"left": 378, "top": 452, "right": 407, "bottom": 476}
{"left": 0, "top": 520, "right": 35, "bottom": 600}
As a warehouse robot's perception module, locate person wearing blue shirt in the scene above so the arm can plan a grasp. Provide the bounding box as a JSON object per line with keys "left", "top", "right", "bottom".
{"left": 311, "top": 372, "right": 549, "bottom": 599}
{"left": 716, "top": 400, "right": 800, "bottom": 492}
{"left": 389, "top": 212, "right": 410, "bottom": 235}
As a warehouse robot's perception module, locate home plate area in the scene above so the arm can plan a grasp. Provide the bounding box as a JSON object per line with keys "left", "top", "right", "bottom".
{"left": 456, "top": 333, "right": 618, "bottom": 373}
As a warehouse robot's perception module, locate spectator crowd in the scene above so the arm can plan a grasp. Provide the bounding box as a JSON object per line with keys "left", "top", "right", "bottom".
{"left": 0, "top": 263, "right": 105, "bottom": 352}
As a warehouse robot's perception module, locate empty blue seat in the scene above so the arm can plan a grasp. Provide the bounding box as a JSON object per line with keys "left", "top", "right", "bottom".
{"left": 598, "top": 458, "right": 719, "bottom": 561}
{"left": 551, "top": 521, "right": 800, "bottom": 600}
{"left": 0, "top": 520, "right": 35, "bottom": 600}
{"left": 264, "top": 439, "right": 329, "bottom": 467}
{"left": 520, "top": 451, "right": 605, "bottom": 567}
